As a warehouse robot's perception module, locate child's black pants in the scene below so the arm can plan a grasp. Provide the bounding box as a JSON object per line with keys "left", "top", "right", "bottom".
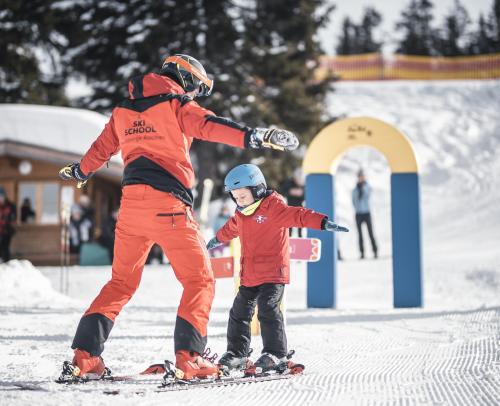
{"left": 227, "top": 283, "right": 286, "bottom": 358}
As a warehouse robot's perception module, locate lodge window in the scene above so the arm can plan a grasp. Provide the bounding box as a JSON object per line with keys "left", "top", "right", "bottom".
{"left": 18, "top": 182, "right": 66, "bottom": 225}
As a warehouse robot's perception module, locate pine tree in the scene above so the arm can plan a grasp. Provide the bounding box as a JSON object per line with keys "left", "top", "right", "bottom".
{"left": 358, "top": 8, "right": 383, "bottom": 53}
{"left": 336, "top": 8, "right": 382, "bottom": 55}
{"left": 395, "top": 0, "right": 439, "bottom": 55}
{"left": 63, "top": 0, "right": 202, "bottom": 111}
{"left": 336, "top": 17, "right": 357, "bottom": 54}
{"left": 239, "top": 0, "right": 335, "bottom": 187}
{"left": 467, "top": 14, "right": 492, "bottom": 54}
{"left": 190, "top": 0, "right": 251, "bottom": 198}
{"left": 436, "top": 0, "right": 470, "bottom": 56}
{"left": 488, "top": 0, "right": 500, "bottom": 51}
{"left": 467, "top": 0, "right": 500, "bottom": 55}
{"left": 0, "top": 0, "right": 69, "bottom": 104}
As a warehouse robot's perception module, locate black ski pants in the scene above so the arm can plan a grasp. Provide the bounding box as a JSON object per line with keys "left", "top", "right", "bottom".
{"left": 0, "top": 234, "right": 12, "bottom": 262}
{"left": 355, "top": 212, "right": 378, "bottom": 256}
{"left": 227, "top": 283, "right": 286, "bottom": 359}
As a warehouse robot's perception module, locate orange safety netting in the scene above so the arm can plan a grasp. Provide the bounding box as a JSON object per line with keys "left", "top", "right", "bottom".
{"left": 317, "top": 53, "right": 500, "bottom": 80}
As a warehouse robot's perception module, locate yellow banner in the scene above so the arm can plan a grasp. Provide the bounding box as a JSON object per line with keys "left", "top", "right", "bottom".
{"left": 317, "top": 53, "right": 500, "bottom": 80}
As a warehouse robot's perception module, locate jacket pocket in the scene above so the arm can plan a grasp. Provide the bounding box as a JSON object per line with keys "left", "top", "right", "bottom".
{"left": 252, "top": 256, "right": 282, "bottom": 279}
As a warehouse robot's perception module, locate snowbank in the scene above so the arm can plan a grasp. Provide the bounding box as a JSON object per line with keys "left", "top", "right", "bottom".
{"left": 0, "top": 260, "right": 76, "bottom": 308}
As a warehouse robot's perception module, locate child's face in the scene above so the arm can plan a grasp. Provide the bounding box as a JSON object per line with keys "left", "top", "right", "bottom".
{"left": 231, "top": 187, "right": 255, "bottom": 207}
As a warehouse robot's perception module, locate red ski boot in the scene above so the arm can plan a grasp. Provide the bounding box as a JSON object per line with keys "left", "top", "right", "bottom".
{"left": 72, "top": 349, "right": 107, "bottom": 378}
{"left": 175, "top": 350, "right": 220, "bottom": 380}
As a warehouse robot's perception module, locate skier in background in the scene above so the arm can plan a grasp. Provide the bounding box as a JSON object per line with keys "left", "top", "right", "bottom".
{"left": 207, "top": 164, "right": 348, "bottom": 372}
{"left": 352, "top": 169, "right": 378, "bottom": 259}
{"left": 58, "top": 54, "right": 299, "bottom": 381}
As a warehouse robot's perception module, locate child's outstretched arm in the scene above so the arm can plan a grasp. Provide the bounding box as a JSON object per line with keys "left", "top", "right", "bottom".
{"left": 272, "top": 197, "right": 349, "bottom": 232}
{"left": 207, "top": 215, "right": 239, "bottom": 250}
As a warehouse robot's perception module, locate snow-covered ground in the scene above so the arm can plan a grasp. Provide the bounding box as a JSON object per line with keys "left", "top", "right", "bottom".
{"left": 1, "top": 80, "right": 500, "bottom": 405}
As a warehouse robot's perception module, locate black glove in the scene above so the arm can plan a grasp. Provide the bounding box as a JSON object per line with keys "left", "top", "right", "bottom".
{"left": 323, "top": 218, "right": 349, "bottom": 232}
{"left": 206, "top": 237, "right": 223, "bottom": 250}
{"left": 248, "top": 128, "right": 299, "bottom": 151}
{"left": 59, "top": 163, "right": 91, "bottom": 188}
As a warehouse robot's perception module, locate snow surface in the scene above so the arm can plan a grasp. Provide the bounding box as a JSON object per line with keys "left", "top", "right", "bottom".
{"left": 0, "top": 260, "right": 75, "bottom": 308}
{"left": 1, "top": 81, "right": 500, "bottom": 405}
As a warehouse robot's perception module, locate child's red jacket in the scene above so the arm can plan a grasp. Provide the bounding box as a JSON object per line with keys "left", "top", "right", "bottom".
{"left": 216, "top": 192, "right": 326, "bottom": 287}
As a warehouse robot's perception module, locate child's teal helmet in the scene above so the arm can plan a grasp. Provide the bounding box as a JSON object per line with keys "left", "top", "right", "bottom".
{"left": 224, "top": 164, "right": 267, "bottom": 199}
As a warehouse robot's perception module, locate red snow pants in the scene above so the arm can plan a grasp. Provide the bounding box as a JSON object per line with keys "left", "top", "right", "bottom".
{"left": 71, "top": 185, "right": 214, "bottom": 356}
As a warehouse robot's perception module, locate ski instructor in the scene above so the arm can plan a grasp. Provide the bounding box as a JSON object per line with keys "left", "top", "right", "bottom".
{"left": 58, "top": 54, "right": 299, "bottom": 381}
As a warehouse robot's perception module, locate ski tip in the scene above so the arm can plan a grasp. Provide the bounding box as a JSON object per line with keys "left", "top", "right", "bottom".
{"left": 140, "top": 363, "right": 167, "bottom": 375}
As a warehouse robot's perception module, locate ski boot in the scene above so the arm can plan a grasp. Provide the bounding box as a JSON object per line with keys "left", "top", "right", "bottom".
{"left": 174, "top": 349, "right": 220, "bottom": 380}
{"left": 57, "top": 349, "right": 109, "bottom": 383}
{"left": 218, "top": 349, "right": 253, "bottom": 372}
{"left": 246, "top": 350, "right": 304, "bottom": 376}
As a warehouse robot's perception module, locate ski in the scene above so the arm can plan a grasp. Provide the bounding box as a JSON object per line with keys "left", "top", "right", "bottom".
{"left": 149, "top": 358, "right": 305, "bottom": 393}
{"left": 11, "top": 359, "right": 304, "bottom": 394}
{"left": 102, "top": 361, "right": 305, "bottom": 394}
{"left": 154, "top": 370, "right": 304, "bottom": 393}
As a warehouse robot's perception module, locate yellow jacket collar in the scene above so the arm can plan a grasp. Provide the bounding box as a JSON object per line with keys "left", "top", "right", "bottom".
{"left": 238, "top": 199, "right": 263, "bottom": 216}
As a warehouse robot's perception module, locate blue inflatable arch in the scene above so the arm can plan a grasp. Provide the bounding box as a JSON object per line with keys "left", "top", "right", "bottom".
{"left": 303, "top": 117, "right": 423, "bottom": 308}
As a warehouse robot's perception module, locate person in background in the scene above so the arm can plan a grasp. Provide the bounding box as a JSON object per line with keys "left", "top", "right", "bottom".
{"left": 352, "top": 169, "right": 378, "bottom": 259}
{"left": 78, "top": 194, "right": 95, "bottom": 240}
{"left": 20, "top": 197, "right": 36, "bottom": 223}
{"left": 0, "top": 187, "right": 16, "bottom": 263}
{"left": 99, "top": 208, "right": 118, "bottom": 262}
{"left": 212, "top": 203, "right": 232, "bottom": 232}
{"left": 69, "top": 204, "right": 93, "bottom": 254}
{"left": 279, "top": 168, "right": 305, "bottom": 237}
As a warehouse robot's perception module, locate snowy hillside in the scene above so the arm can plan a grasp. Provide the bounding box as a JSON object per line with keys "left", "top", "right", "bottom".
{"left": 330, "top": 80, "right": 500, "bottom": 261}
{"left": 1, "top": 81, "right": 499, "bottom": 405}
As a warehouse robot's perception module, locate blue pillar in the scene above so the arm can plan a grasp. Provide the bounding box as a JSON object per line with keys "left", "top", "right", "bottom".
{"left": 305, "top": 174, "right": 336, "bottom": 308}
{"left": 391, "top": 173, "right": 423, "bottom": 307}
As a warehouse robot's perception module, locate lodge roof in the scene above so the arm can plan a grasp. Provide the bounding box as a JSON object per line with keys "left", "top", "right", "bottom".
{"left": 0, "top": 104, "right": 123, "bottom": 178}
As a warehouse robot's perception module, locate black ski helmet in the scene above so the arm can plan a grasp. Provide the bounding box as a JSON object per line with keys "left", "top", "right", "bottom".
{"left": 160, "top": 54, "right": 213, "bottom": 96}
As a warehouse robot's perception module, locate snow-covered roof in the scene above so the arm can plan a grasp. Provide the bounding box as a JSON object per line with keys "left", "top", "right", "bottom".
{"left": 0, "top": 104, "right": 122, "bottom": 164}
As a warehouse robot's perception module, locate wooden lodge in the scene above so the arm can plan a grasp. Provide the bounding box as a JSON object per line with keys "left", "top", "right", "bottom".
{"left": 0, "top": 104, "right": 123, "bottom": 265}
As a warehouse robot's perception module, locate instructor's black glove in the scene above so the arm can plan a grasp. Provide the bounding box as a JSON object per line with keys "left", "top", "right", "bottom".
{"left": 248, "top": 128, "right": 299, "bottom": 151}
{"left": 59, "top": 163, "right": 91, "bottom": 189}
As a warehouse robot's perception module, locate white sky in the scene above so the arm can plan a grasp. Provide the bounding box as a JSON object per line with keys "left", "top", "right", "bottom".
{"left": 318, "top": 0, "right": 494, "bottom": 54}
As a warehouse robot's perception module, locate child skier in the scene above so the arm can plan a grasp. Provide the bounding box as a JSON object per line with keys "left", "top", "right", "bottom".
{"left": 206, "top": 164, "right": 348, "bottom": 372}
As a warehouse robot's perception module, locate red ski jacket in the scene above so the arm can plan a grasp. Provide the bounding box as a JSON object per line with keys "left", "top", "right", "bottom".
{"left": 216, "top": 192, "right": 326, "bottom": 287}
{"left": 80, "top": 73, "right": 252, "bottom": 206}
